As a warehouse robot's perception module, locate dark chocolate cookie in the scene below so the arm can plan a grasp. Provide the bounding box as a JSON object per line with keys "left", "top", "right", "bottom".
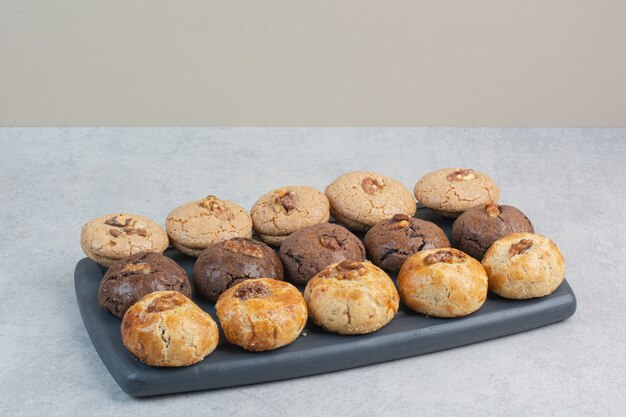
{"left": 98, "top": 252, "right": 191, "bottom": 318}
{"left": 279, "top": 223, "right": 366, "bottom": 285}
{"left": 192, "top": 238, "right": 284, "bottom": 301}
{"left": 363, "top": 214, "right": 450, "bottom": 273}
{"left": 452, "top": 203, "right": 534, "bottom": 260}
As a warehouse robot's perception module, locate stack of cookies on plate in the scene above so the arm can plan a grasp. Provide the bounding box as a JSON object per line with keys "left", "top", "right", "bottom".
{"left": 80, "top": 168, "right": 566, "bottom": 367}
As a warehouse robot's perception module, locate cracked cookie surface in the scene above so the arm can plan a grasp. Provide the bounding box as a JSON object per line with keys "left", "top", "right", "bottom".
{"left": 325, "top": 171, "right": 416, "bottom": 231}
{"left": 251, "top": 185, "right": 330, "bottom": 246}
{"left": 413, "top": 168, "right": 500, "bottom": 218}
{"left": 452, "top": 204, "right": 534, "bottom": 260}
{"left": 99, "top": 252, "right": 191, "bottom": 318}
{"left": 192, "top": 238, "right": 283, "bottom": 301}
{"left": 482, "top": 232, "right": 565, "bottom": 299}
{"left": 81, "top": 213, "right": 169, "bottom": 266}
{"left": 364, "top": 215, "right": 450, "bottom": 273}
{"left": 303, "top": 261, "right": 399, "bottom": 335}
{"left": 121, "top": 291, "right": 219, "bottom": 367}
{"left": 279, "top": 223, "right": 366, "bottom": 285}
{"left": 215, "top": 278, "right": 307, "bottom": 352}
{"left": 165, "top": 195, "right": 252, "bottom": 257}
{"left": 398, "top": 248, "right": 488, "bottom": 317}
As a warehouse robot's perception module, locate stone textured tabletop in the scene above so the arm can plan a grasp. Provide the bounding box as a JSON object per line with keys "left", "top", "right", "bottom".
{"left": 1, "top": 128, "right": 624, "bottom": 416}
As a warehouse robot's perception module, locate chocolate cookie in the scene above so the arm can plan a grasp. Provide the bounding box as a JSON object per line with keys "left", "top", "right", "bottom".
{"left": 413, "top": 168, "right": 500, "bottom": 217}
{"left": 98, "top": 252, "right": 191, "bottom": 318}
{"left": 192, "top": 238, "right": 284, "bottom": 301}
{"left": 279, "top": 223, "right": 366, "bottom": 285}
{"left": 364, "top": 214, "right": 450, "bottom": 273}
{"left": 452, "top": 203, "right": 534, "bottom": 260}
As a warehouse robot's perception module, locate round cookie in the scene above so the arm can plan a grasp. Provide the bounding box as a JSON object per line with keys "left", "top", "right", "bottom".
{"left": 279, "top": 223, "right": 366, "bottom": 285}
{"left": 99, "top": 252, "right": 192, "bottom": 318}
{"left": 482, "top": 233, "right": 565, "bottom": 299}
{"left": 364, "top": 213, "right": 450, "bottom": 273}
{"left": 304, "top": 260, "right": 399, "bottom": 335}
{"left": 121, "top": 291, "right": 219, "bottom": 367}
{"left": 193, "top": 238, "right": 284, "bottom": 301}
{"left": 215, "top": 278, "right": 307, "bottom": 352}
{"left": 413, "top": 168, "right": 500, "bottom": 218}
{"left": 325, "top": 171, "right": 416, "bottom": 231}
{"left": 398, "top": 248, "right": 488, "bottom": 317}
{"left": 251, "top": 186, "right": 330, "bottom": 246}
{"left": 165, "top": 195, "right": 252, "bottom": 257}
{"left": 452, "top": 203, "right": 534, "bottom": 260}
{"left": 81, "top": 213, "right": 169, "bottom": 267}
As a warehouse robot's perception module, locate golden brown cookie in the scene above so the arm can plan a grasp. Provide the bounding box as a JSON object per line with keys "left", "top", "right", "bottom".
{"left": 121, "top": 291, "right": 219, "bottom": 367}
{"left": 413, "top": 168, "right": 500, "bottom": 217}
{"left": 165, "top": 195, "right": 252, "bottom": 257}
{"left": 304, "top": 260, "right": 399, "bottom": 335}
{"left": 215, "top": 278, "right": 307, "bottom": 352}
{"left": 80, "top": 213, "right": 169, "bottom": 266}
{"left": 482, "top": 233, "right": 565, "bottom": 299}
{"left": 325, "top": 171, "right": 417, "bottom": 231}
{"left": 251, "top": 186, "right": 330, "bottom": 246}
{"left": 398, "top": 248, "right": 488, "bottom": 317}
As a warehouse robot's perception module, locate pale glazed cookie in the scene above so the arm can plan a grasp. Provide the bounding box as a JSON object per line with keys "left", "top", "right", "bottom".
{"left": 325, "top": 171, "right": 416, "bottom": 231}
{"left": 363, "top": 213, "right": 450, "bottom": 273}
{"left": 81, "top": 213, "right": 169, "bottom": 267}
{"left": 452, "top": 203, "right": 534, "bottom": 260}
{"left": 216, "top": 278, "right": 307, "bottom": 352}
{"left": 121, "top": 291, "right": 219, "bottom": 367}
{"left": 413, "top": 168, "right": 500, "bottom": 218}
{"left": 304, "top": 260, "right": 399, "bottom": 335}
{"left": 251, "top": 186, "right": 330, "bottom": 246}
{"left": 165, "top": 195, "right": 252, "bottom": 257}
{"left": 482, "top": 233, "right": 565, "bottom": 299}
{"left": 398, "top": 248, "right": 488, "bottom": 317}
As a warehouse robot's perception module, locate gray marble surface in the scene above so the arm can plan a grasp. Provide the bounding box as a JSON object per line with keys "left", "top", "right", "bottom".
{"left": 1, "top": 128, "right": 624, "bottom": 417}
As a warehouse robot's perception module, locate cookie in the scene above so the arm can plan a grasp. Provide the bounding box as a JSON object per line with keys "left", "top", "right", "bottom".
{"left": 413, "top": 168, "right": 500, "bottom": 217}
{"left": 99, "top": 252, "right": 192, "bottom": 318}
{"left": 251, "top": 186, "right": 330, "bottom": 246}
{"left": 215, "top": 278, "right": 307, "bottom": 352}
{"left": 397, "top": 248, "right": 488, "bottom": 317}
{"left": 452, "top": 203, "right": 534, "bottom": 260}
{"left": 81, "top": 213, "right": 169, "bottom": 267}
{"left": 304, "top": 260, "right": 399, "bottom": 335}
{"left": 121, "top": 291, "right": 219, "bottom": 367}
{"left": 165, "top": 195, "right": 252, "bottom": 257}
{"left": 193, "top": 238, "right": 284, "bottom": 301}
{"left": 482, "top": 233, "right": 565, "bottom": 299}
{"left": 363, "top": 213, "right": 450, "bottom": 273}
{"left": 279, "top": 223, "right": 366, "bottom": 285}
{"left": 325, "top": 171, "right": 417, "bottom": 231}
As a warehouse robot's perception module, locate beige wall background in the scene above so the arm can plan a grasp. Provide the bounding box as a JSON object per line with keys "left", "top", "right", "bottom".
{"left": 1, "top": 0, "right": 625, "bottom": 127}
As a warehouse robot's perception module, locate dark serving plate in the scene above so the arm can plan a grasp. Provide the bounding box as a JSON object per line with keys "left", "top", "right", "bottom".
{"left": 74, "top": 208, "right": 576, "bottom": 397}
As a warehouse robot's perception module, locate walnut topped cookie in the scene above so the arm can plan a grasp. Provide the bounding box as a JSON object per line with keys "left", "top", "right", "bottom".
{"left": 216, "top": 278, "right": 307, "bottom": 352}
{"left": 398, "top": 248, "right": 488, "bottom": 317}
{"left": 413, "top": 168, "right": 500, "bottom": 218}
{"left": 81, "top": 213, "right": 169, "bottom": 266}
{"left": 482, "top": 233, "right": 565, "bottom": 299}
{"left": 325, "top": 171, "right": 417, "bottom": 231}
{"left": 251, "top": 185, "right": 330, "bottom": 246}
{"left": 165, "top": 195, "right": 252, "bottom": 257}
{"left": 304, "top": 260, "right": 400, "bottom": 335}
